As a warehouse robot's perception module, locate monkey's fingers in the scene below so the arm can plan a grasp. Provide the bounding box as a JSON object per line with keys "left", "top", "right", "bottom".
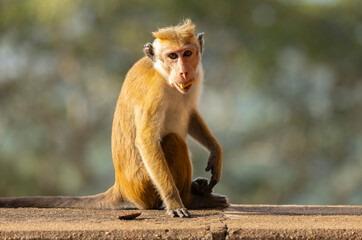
{"left": 176, "top": 208, "right": 190, "bottom": 218}
{"left": 167, "top": 208, "right": 190, "bottom": 218}
{"left": 206, "top": 153, "right": 219, "bottom": 172}
{"left": 206, "top": 179, "right": 217, "bottom": 192}
{"left": 207, "top": 172, "right": 220, "bottom": 192}
{"left": 205, "top": 161, "right": 213, "bottom": 172}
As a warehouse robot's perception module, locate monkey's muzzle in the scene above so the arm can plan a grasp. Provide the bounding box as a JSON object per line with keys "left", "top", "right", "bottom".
{"left": 177, "top": 79, "right": 195, "bottom": 90}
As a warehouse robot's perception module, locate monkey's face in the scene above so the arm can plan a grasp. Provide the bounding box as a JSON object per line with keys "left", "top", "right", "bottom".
{"left": 162, "top": 44, "right": 200, "bottom": 94}
{"left": 145, "top": 35, "right": 204, "bottom": 95}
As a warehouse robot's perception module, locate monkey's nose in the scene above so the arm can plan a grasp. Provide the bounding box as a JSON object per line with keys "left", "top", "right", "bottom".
{"left": 180, "top": 72, "right": 188, "bottom": 79}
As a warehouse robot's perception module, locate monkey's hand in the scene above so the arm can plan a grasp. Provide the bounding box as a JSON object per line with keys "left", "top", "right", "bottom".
{"left": 205, "top": 147, "right": 222, "bottom": 192}
{"left": 165, "top": 198, "right": 190, "bottom": 218}
{"left": 166, "top": 208, "right": 190, "bottom": 218}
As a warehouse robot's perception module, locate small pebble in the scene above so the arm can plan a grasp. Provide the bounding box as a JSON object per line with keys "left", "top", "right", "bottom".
{"left": 118, "top": 212, "right": 142, "bottom": 220}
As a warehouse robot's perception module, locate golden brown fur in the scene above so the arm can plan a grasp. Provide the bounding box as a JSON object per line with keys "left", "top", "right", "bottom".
{"left": 0, "top": 19, "right": 228, "bottom": 218}
{"left": 153, "top": 18, "right": 195, "bottom": 44}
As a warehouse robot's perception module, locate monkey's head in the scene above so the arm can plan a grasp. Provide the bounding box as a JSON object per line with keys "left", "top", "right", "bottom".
{"left": 144, "top": 19, "right": 204, "bottom": 94}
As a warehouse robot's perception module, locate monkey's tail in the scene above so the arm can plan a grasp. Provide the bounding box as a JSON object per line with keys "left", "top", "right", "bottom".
{"left": 0, "top": 187, "right": 135, "bottom": 209}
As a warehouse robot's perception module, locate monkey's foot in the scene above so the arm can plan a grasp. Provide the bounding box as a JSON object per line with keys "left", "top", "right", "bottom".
{"left": 188, "top": 193, "right": 229, "bottom": 209}
{"left": 205, "top": 193, "right": 230, "bottom": 209}
{"left": 191, "top": 177, "right": 212, "bottom": 196}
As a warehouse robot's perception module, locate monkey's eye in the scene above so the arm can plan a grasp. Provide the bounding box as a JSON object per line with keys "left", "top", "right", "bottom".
{"left": 184, "top": 50, "right": 192, "bottom": 57}
{"left": 168, "top": 53, "right": 178, "bottom": 59}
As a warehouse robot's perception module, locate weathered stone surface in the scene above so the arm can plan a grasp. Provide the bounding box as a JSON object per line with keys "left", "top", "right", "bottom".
{"left": 0, "top": 204, "right": 361, "bottom": 239}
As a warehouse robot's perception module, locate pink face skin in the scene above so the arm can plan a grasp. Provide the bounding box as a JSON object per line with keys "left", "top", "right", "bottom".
{"left": 163, "top": 44, "right": 200, "bottom": 94}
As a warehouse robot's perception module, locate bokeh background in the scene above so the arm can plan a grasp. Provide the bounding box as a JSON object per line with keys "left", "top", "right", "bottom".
{"left": 1, "top": 0, "right": 361, "bottom": 205}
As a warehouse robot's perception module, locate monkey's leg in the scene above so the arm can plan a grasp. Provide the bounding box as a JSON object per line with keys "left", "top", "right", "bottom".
{"left": 116, "top": 133, "right": 190, "bottom": 212}
{"left": 119, "top": 133, "right": 192, "bottom": 215}
{"left": 161, "top": 133, "right": 229, "bottom": 210}
{"left": 117, "top": 166, "right": 163, "bottom": 210}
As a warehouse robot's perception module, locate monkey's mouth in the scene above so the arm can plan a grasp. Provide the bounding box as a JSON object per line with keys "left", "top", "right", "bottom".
{"left": 176, "top": 79, "right": 195, "bottom": 93}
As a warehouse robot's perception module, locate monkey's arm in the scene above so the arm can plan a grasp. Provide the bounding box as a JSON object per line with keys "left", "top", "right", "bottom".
{"left": 135, "top": 109, "right": 190, "bottom": 218}
{"left": 188, "top": 109, "right": 223, "bottom": 192}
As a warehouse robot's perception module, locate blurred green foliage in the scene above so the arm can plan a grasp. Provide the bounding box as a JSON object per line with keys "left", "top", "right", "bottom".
{"left": 0, "top": 0, "right": 361, "bottom": 205}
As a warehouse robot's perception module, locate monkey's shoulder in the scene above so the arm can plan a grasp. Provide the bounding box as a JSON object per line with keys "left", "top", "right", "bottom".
{"left": 120, "top": 57, "right": 165, "bottom": 108}
{"left": 126, "top": 57, "right": 157, "bottom": 80}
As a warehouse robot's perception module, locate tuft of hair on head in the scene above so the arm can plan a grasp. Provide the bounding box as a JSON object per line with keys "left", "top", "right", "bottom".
{"left": 152, "top": 19, "right": 196, "bottom": 44}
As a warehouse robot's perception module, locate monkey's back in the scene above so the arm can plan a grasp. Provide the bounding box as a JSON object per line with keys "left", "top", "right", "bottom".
{"left": 111, "top": 57, "right": 166, "bottom": 204}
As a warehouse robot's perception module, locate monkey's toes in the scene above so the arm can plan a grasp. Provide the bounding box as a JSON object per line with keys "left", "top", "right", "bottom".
{"left": 210, "top": 193, "right": 230, "bottom": 208}
{"left": 191, "top": 177, "right": 211, "bottom": 195}
{"left": 214, "top": 194, "right": 228, "bottom": 202}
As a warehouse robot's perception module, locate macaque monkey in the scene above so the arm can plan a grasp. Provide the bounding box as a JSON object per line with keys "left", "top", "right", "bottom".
{"left": 0, "top": 19, "right": 228, "bottom": 218}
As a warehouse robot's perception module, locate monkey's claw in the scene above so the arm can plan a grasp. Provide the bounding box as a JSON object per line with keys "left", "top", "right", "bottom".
{"left": 167, "top": 208, "right": 190, "bottom": 218}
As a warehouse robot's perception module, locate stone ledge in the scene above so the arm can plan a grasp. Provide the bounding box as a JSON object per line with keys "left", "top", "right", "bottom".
{"left": 0, "top": 204, "right": 361, "bottom": 239}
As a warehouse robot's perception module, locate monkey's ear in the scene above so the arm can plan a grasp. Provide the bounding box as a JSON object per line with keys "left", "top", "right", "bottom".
{"left": 197, "top": 33, "right": 204, "bottom": 54}
{"left": 144, "top": 43, "right": 155, "bottom": 61}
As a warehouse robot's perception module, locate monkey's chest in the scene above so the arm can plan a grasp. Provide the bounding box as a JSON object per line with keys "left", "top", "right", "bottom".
{"left": 160, "top": 104, "right": 191, "bottom": 140}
